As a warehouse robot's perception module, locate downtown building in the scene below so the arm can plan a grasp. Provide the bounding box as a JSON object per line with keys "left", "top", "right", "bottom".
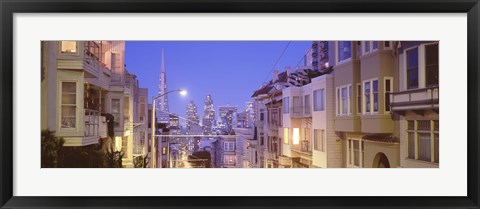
{"left": 41, "top": 41, "right": 146, "bottom": 168}
{"left": 202, "top": 94, "right": 215, "bottom": 135}
{"left": 218, "top": 105, "right": 238, "bottom": 134}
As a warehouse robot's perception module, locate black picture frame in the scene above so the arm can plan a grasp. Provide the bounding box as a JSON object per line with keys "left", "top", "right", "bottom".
{"left": 1, "top": 0, "right": 479, "bottom": 208}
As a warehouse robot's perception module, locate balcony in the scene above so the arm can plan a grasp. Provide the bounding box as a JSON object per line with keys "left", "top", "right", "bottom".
{"left": 390, "top": 86, "right": 439, "bottom": 112}
{"left": 290, "top": 106, "right": 312, "bottom": 118}
{"left": 292, "top": 140, "right": 312, "bottom": 155}
{"left": 84, "top": 109, "right": 107, "bottom": 138}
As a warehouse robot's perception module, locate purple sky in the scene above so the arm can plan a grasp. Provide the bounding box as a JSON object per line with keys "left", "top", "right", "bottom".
{"left": 125, "top": 41, "right": 311, "bottom": 121}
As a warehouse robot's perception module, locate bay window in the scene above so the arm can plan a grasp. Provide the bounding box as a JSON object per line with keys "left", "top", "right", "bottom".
{"left": 283, "top": 97, "right": 289, "bottom": 113}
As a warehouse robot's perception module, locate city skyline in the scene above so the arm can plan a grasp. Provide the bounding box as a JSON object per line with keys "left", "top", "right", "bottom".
{"left": 124, "top": 41, "right": 311, "bottom": 121}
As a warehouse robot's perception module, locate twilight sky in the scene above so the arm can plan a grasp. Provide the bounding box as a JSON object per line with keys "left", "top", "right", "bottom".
{"left": 125, "top": 41, "right": 311, "bottom": 122}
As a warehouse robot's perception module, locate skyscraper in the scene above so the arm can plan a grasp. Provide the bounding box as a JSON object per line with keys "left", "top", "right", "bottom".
{"left": 202, "top": 94, "right": 215, "bottom": 135}
{"left": 186, "top": 100, "right": 201, "bottom": 135}
{"left": 157, "top": 48, "right": 169, "bottom": 124}
{"left": 218, "top": 105, "right": 238, "bottom": 134}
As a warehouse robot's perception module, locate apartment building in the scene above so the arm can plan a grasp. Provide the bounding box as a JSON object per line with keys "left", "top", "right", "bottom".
{"left": 331, "top": 41, "right": 400, "bottom": 168}
{"left": 251, "top": 70, "right": 289, "bottom": 168}
{"left": 391, "top": 41, "right": 439, "bottom": 168}
{"left": 41, "top": 41, "right": 142, "bottom": 168}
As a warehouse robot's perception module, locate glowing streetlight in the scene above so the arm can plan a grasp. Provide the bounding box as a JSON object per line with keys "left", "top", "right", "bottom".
{"left": 151, "top": 89, "right": 187, "bottom": 168}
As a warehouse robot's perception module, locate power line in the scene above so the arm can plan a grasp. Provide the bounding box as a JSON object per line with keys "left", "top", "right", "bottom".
{"left": 261, "top": 41, "right": 292, "bottom": 84}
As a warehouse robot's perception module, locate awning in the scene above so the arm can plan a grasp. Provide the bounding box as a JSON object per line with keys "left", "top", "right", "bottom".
{"left": 362, "top": 133, "right": 399, "bottom": 143}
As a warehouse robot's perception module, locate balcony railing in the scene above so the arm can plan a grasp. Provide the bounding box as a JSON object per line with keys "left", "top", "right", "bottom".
{"left": 390, "top": 86, "right": 439, "bottom": 111}
{"left": 290, "top": 106, "right": 312, "bottom": 118}
{"left": 84, "top": 109, "right": 100, "bottom": 137}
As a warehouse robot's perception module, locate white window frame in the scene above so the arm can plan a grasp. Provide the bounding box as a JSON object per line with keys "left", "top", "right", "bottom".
{"left": 346, "top": 138, "right": 364, "bottom": 168}
{"left": 59, "top": 81, "right": 78, "bottom": 130}
{"left": 362, "top": 41, "right": 379, "bottom": 55}
{"left": 362, "top": 78, "right": 379, "bottom": 114}
{"left": 313, "top": 89, "right": 325, "bottom": 112}
{"left": 336, "top": 84, "right": 352, "bottom": 116}
{"left": 406, "top": 120, "right": 439, "bottom": 163}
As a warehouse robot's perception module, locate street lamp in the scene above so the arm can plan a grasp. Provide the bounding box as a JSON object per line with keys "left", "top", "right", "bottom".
{"left": 151, "top": 89, "right": 186, "bottom": 168}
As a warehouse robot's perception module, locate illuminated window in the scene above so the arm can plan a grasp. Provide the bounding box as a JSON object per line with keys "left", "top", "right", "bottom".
{"left": 284, "top": 128, "right": 289, "bottom": 144}
{"left": 61, "top": 82, "right": 76, "bottom": 128}
{"left": 61, "top": 41, "right": 77, "bottom": 53}
{"left": 293, "top": 128, "right": 300, "bottom": 145}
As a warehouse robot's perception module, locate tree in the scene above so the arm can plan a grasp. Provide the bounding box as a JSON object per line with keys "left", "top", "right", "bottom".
{"left": 134, "top": 154, "right": 150, "bottom": 168}
{"left": 41, "top": 129, "right": 65, "bottom": 168}
{"left": 188, "top": 151, "right": 212, "bottom": 168}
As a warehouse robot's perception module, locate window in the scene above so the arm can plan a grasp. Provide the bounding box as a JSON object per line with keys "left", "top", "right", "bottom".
{"left": 341, "top": 87, "right": 347, "bottom": 114}
{"left": 406, "top": 120, "right": 439, "bottom": 163}
{"left": 293, "top": 128, "right": 300, "bottom": 145}
{"left": 283, "top": 97, "right": 289, "bottom": 113}
{"left": 349, "top": 85, "right": 353, "bottom": 114}
{"left": 364, "top": 81, "right": 370, "bottom": 113}
{"left": 363, "top": 41, "right": 379, "bottom": 55}
{"left": 313, "top": 89, "right": 325, "bottom": 111}
{"left": 260, "top": 112, "right": 264, "bottom": 121}
{"left": 61, "top": 41, "right": 77, "bottom": 53}
{"left": 292, "top": 96, "right": 302, "bottom": 114}
{"left": 223, "top": 155, "right": 235, "bottom": 164}
{"left": 425, "top": 43, "right": 439, "bottom": 87}
{"left": 304, "top": 94, "right": 311, "bottom": 114}
{"left": 314, "top": 129, "right": 325, "bottom": 151}
{"left": 385, "top": 78, "right": 392, "bottom": 112}
{"left": 337, "top": 41, "right": 352, "bottom": 63}
{"left": 224, "top": 141, "right": 235, "bottom": 151}
{"left": 357, "top": 84, "right": 362, "bottom": 114}
{"left": 260, "top": 136, "right": 264, "bottom": 146}
{"left": 347, "top": 139, "right": 364, "bottom": 168}
{"left": 61, "top": 82, "right": 76, "bottom": 128}
{"left": 337, "top": 85, "right": 351, "bottom": 115}
{"left": 112, "top": 99, "right": 121, "bottom": 127}
{"left": 363, "top": 79, "right": 378, "bottom": 114}
{"left": 384, "top": 41, "right": 391, "bottom": 48}
{"left": 284, "top": 128, "right": 289, "bottom": 144}
{"left": 373, "top": 80, "right": 378, "bottom": 112}
{"left": 406, "top": 47, "right": 419, "bottom": 89}
{"left": 336, "top": 88, "right": 340, "bottom": 115}
{"left": 372, "top": 41, "right": 378, "bottom": 50}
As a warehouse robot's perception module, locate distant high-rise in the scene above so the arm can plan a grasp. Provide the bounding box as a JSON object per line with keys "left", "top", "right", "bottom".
{"left": 218, "top": 105, "right": 238, "bottom": 134}
{"left": 157, "top": 48, "right": 169, "bottom": 124}
{"left": 186, "top": 100, "right": 201, "bottom": 135}
{"left": 202, "top": 95, "right": 215, "bottom": 135}
{"left": 245, "top": 101, "right": 254, "bottom": 128}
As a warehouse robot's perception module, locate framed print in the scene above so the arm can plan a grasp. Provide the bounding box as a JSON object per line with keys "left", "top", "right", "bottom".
{"left": 1, "top": 0, "right": 480, "bottom": 208}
